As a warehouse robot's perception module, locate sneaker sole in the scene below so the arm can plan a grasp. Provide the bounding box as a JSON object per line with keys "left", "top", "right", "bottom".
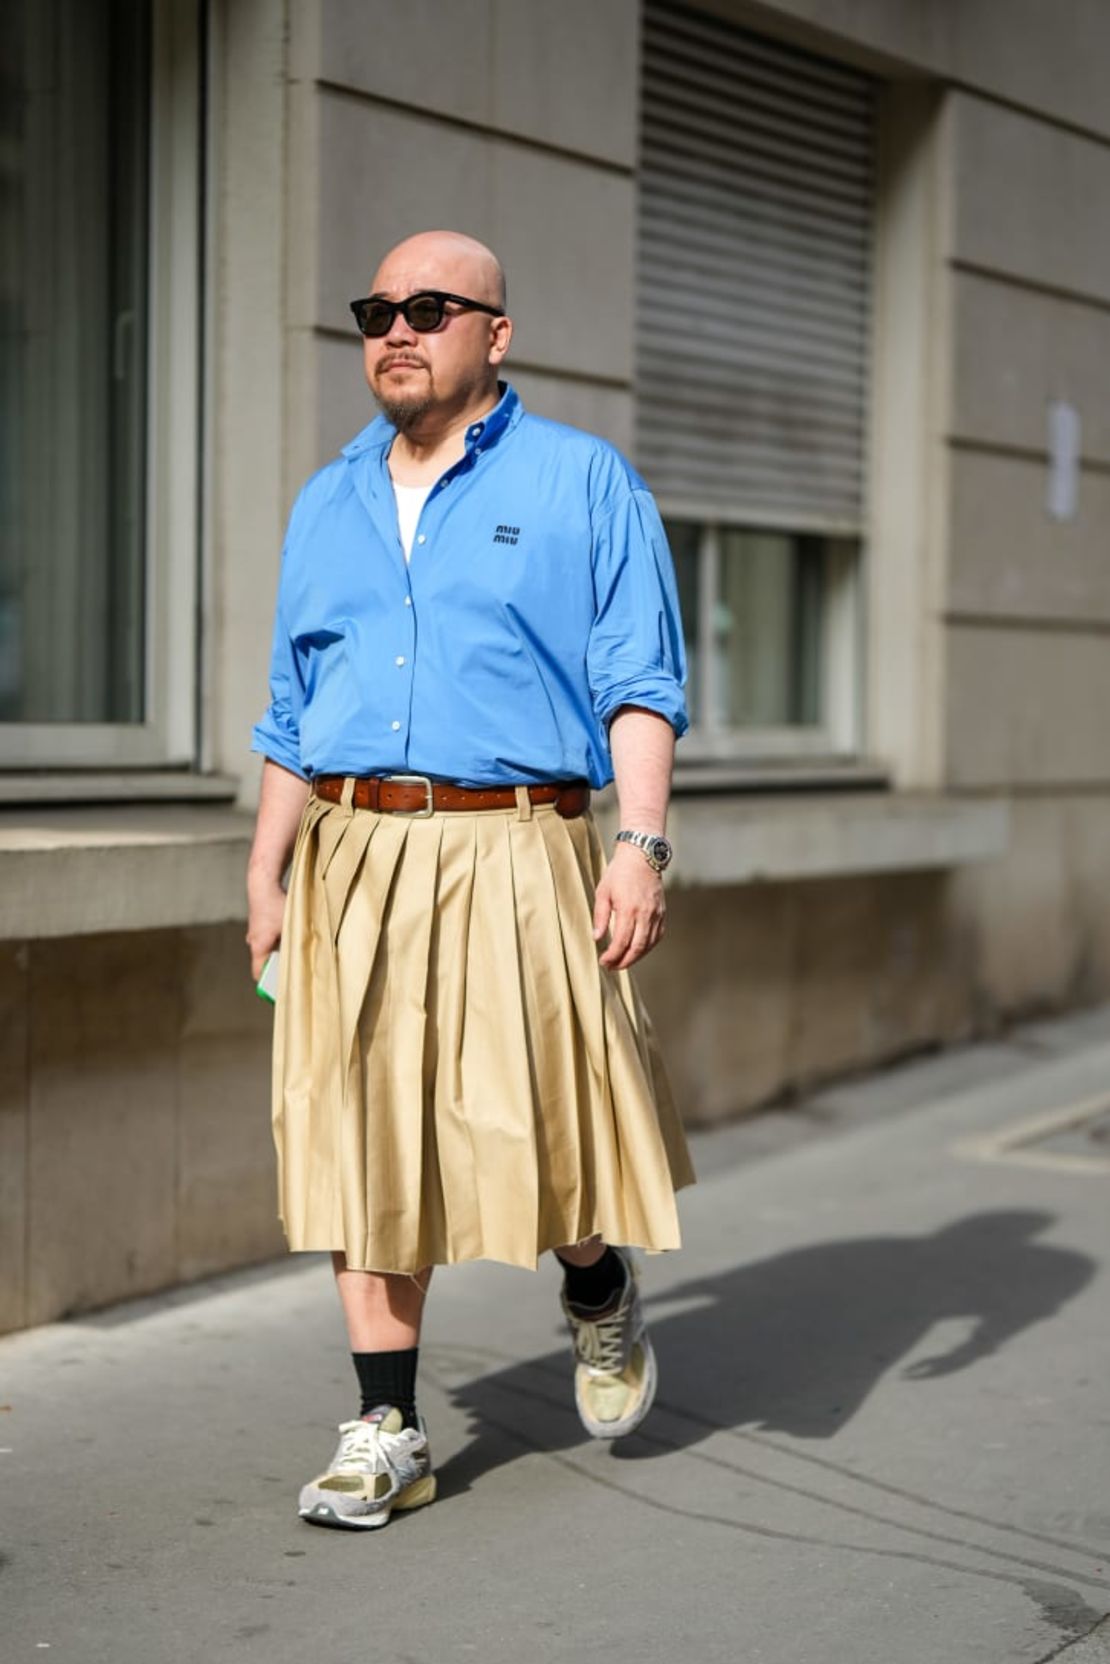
{"left": 576, "top": 1332, "right": 658, "bottom": 1440}
{"left": 298, "top": 1472, "right": 437, "bottom": 1530}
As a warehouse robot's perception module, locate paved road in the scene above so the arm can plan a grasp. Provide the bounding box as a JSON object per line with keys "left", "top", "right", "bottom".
{"left": 4, "top": 1009, "right": 1110, "bottom": 1664}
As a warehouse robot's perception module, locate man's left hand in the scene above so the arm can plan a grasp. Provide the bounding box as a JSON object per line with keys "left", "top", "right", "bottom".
{"left": 593, "top": 842, "right": 666, "bottom": 971}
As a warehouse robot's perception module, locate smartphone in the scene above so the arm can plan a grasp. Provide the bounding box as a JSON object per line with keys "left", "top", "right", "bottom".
{"left": 256, "top": 950, "right": 280, "bottom": 1005}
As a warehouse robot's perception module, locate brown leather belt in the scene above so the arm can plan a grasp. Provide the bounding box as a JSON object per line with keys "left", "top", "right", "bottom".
{"left": 312, "top": 773, "right": 591, "bottom": 819}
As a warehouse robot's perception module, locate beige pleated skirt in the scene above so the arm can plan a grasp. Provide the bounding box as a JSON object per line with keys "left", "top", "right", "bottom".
{"left": 271, "top": 783, "right": 695, "bottom": 1273}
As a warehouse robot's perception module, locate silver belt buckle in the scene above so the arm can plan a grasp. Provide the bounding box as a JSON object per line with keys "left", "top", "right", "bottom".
{"left": 385, "top": 773, "right": 435, "bottom": 817}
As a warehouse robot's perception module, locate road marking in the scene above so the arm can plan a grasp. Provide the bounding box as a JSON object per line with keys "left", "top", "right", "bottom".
{"left": 954, "top": 1091, "right": 1110, "bottom": 1174}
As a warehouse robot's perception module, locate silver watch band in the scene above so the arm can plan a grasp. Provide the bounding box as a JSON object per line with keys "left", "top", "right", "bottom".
{"left": 614, "top": 829, "right": 671, "bottom": 871}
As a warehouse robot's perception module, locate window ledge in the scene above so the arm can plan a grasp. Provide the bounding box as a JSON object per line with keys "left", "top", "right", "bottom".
{"left": 0, "top": 805, "right": 255, "bottom": 940}
{"left": 0, "top": 791, "right": 1011, "bottom": 941}
{"left": 592, "top": 787, "right": 1009, "bottom": 885}
{"left": 663, "top": 791, "right": 1009, "bottom": 885}
{"left": 0, "top": 771, "right": 240, "bottom": 806}
{"left": 673, "top": 759, "right": 889, "bottom": 794}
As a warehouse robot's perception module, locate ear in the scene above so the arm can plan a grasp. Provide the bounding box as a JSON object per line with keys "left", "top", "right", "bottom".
{"left": 487, "top": 313, "right": 513, "bottom": 367}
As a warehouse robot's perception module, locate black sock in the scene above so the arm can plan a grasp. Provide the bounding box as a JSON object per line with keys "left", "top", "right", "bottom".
{"left": 556, "top": 1246, "right": 627, "bottom": 1313}
{"left": 352, "top": 1347, "right": 419, "bottom": 1428}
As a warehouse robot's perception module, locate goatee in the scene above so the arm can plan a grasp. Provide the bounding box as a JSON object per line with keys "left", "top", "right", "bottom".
{"left": 375, "top": 390, "right": 435, "bottom": 433}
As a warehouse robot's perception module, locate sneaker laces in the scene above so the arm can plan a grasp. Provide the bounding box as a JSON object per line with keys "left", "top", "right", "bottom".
{"left": 572, "top": 1304, "right": 630, "bottom": 1376}
{"left": 331, "top": 1417, "right": 408, "bottom": 1477}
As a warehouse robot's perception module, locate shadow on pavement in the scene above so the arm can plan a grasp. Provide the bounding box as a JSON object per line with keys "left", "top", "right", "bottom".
{"left": 435, "top": 1210, "right": 1095, "bottom": 1495}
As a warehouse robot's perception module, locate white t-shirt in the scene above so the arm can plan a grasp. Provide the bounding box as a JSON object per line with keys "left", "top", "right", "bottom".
{"left": 392, "top": 481, "right": 433, "bottom": 562}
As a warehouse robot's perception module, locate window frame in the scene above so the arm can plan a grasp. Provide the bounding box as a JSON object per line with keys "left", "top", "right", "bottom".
{"left": 0, "top": 0, "right": 202, "bottom": 771}
{"left": 662, "top": 509, "right": 864, "bottom": 763}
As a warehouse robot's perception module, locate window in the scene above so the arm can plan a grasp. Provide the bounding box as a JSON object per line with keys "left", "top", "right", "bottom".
{"left": 668, "top": 520, "right": 860, "bottom": 755}
{"left": 0, "top": 0, "right": 201, "bottom": 769}
{"left": 637, "top": 2, "right": 875, "bottom": 758}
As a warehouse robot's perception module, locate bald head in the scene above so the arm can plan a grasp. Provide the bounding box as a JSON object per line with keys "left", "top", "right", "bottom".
{"left": 371, "top": 230, "right": 506, "bottom": 311}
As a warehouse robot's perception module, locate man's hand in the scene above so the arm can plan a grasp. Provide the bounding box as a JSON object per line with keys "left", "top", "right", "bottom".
{"left": 593, "top": 842, "right": 666, "bottom": 971}
{"left": 246, "top": 875, "right": 287, "bottom": 983}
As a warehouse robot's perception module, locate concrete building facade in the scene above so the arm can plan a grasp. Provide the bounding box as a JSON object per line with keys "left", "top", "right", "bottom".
{"left": 2, "top": 0, "right": 1108, "bottom": 1332}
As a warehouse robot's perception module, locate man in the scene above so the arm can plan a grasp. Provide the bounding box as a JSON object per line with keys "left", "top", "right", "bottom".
{"left": 247, "top": 229, "right": 694, "bottom": 1530}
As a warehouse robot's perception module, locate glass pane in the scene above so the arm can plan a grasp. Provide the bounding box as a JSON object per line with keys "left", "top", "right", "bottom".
{"left": 715, "top": 529, "right": 826, "bottom": 727}
{"left": 663, "top": 519, "right": 700, "bottom": 724}
{"left": 0, "top": 0, "right": 150, "bottom": 724}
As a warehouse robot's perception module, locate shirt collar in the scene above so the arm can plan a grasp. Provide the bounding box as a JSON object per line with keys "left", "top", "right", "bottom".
{"left": 341, "top": 380, "right": 523, "bottom": 461}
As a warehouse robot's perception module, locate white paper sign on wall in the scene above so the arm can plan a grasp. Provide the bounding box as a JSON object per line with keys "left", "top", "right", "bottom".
{"left": 1046, "top": 400, "right": 1081, "bottom": 523}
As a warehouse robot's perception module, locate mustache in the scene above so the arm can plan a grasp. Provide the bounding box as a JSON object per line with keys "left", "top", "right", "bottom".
{"left": 375, "top": 354, "right": 428, "bottom": 374}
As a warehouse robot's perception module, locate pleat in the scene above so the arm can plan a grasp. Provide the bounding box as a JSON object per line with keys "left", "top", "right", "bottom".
{"left": 423, "top": 812, "right": 480, "bottom": 1261}
{"left": 351, "top": 816, "right": 444, "bottom": 1270}
{"left": 540, "top": 811, "right": 687, "bottom": 1248}
{"left": 272, "top": 794, "right": 336, "bottom": 1243}
{"left": 457, "top": 813, "right": 539, "bottom": 1266}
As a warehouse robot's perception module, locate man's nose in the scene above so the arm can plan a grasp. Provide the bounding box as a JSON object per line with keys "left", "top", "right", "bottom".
{"left": 384, "top": 309, "right": 417, "bottom": 346}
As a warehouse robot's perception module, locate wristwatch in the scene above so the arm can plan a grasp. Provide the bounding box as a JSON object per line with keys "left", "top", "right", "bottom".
{"left": 614, "top": 829, "right": 674, "bottom": 874}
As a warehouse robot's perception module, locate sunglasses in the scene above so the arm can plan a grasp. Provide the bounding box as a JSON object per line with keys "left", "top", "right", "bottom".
{"left": 349, "top": 290, "right": 505, "bottom": 338}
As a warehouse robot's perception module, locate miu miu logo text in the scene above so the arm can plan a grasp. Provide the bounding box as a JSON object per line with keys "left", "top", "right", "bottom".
{"left": 493, "top": 523, "right": 520, "bottom": 545}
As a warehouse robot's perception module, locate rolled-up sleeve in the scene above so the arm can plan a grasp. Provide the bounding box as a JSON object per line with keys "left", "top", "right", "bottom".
{"left": 586, "top": 487, "right": 689, "bottom": 737}
{"left": 250, "top": 515, "right": 309, "bottom": 779}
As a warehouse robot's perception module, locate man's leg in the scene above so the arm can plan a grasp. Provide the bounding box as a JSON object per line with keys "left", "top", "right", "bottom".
{"left": 554, "top": 1236, "right": 658, "bottom": 1439}
{"left": 297, "top": 1257, "right": 435, "bottom": 1530}
{"left": 333, "top": 1253, "right": 431, "bottom": 1427}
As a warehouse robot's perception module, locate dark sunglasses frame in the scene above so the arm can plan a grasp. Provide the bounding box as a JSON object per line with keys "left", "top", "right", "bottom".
{"left": 349, "top": 290, "right": 505, "bottom": 338}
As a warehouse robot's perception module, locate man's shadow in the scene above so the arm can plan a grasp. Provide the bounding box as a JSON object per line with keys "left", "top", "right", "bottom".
{"left": 434, "top": 1211, "right": 1094, "bottom": 1494}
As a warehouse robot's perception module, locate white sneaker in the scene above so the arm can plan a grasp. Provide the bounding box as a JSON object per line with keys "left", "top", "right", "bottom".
{"left": 297, "top": 1406, "right": 436, "bottom": 1529}
{"left": 561, "top": 1248, "right": 658, "bottom": 1439}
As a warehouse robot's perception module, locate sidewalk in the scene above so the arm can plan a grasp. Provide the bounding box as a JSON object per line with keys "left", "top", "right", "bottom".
{"left": 3, "top": 1008, "right": 1110, "bottom": 1664}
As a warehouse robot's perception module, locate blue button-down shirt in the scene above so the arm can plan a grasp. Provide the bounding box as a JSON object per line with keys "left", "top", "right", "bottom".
{"left": 251, "top": 383, "right": 687, "bottom": 788}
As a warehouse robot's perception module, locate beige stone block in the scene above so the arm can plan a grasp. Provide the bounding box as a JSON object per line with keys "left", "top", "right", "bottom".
{"left": 1062, "top": 795, "right": 1110, "bottom": 998}
{"left": 951, "top": 94, "right": 1110, "bottom": 301}
{"left": 491, "top": 146, "right": 635, "bottom": 384}
{"left": 317, "top": 0, "right": 638, "bottom": 165}
{"left": 952, "top": 270, "right": 1110, "bottom": 463}
{"left": 949, "top": 0, "right": 1110, "bottom": 147}
{"left": 637, "top": 885, "right": 796, "bottom": 1123}
{"left": 304, "top": 332, "right": 374, "bottom": 472}
{"left": 312, "top": 93, "right": 634, "bottom": 382}
{"left": 704, "top": 0, "right": 1110, "bottom": 145}
{"left": 789, "top": 871, "right": 967, "bottom": 1086}
{"left": 490, "top": 0, "right": 638, "bottom": 167}
{"left": 26, "top": 934, "right": 179, "bottom": 1324}
{"left": 0, "top": 944, "right": 29, "bottom": 1334}
{"left": 787, "top": 877, "right": 881, "bottom": 1083}
{"left": 319, "top": 0, "right": 493, "bottom": 129}
{"left": 177, "top": 926, "right": 284, "bottom": 1281}
{"left": 947, "top": 450, "right": 1110, "bottom": 624}
{"left": 945, "top": 625, "right": 1110, "bottom": 789}
{"left": 950, "top": 799, "right": 1079, "bottom": 1015}
{"left": 314, "top": 94, "right": 496, "bottom": 331}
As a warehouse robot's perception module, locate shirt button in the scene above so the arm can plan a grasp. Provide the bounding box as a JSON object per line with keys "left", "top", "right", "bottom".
{"left": 391, "top": 720, "right": 401, "bottom": 731}
{"left": 469, "top": 425, "right": 483, "bottom": 438}
{"left": 439, "top": 479, "right": 448, "bottom": 488}
{"left": 417, "top": 534, "right": 426, "bottom": 545}
{"left": 395, "top": 655, "right": 405, "bottom": 666}
{"left": 403, "top": 596, "right": 412, "bottom": 606}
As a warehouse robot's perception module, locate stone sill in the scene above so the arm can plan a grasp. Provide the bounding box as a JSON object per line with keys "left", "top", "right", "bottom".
{"left": 0, "top": 771, "right": 240, "bottom": 806}
{"left": 0, "top": 806, "right": 257, "bottom": 940}
{"left": 0, "top": 791, "right": 1009, "bottom": 940}
{"left": 664, "top": 791, "right": 1009, "bottom": 886}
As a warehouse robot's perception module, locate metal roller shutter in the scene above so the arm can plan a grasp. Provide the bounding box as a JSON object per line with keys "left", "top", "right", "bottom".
{"left": 636, "top": 1, "right": 876, "bottom": 533}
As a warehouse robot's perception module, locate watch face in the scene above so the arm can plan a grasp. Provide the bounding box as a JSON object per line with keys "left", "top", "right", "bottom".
{"left": 650, "top": 836, "right": 673, "bottom": 868}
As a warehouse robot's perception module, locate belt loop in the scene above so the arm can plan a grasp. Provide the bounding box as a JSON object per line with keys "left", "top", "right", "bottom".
{"left": 340, "top": 775, "right": 356, "bottom": 814}
{"left": 514, "top": 785, "right": 533, "bottom": 822}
